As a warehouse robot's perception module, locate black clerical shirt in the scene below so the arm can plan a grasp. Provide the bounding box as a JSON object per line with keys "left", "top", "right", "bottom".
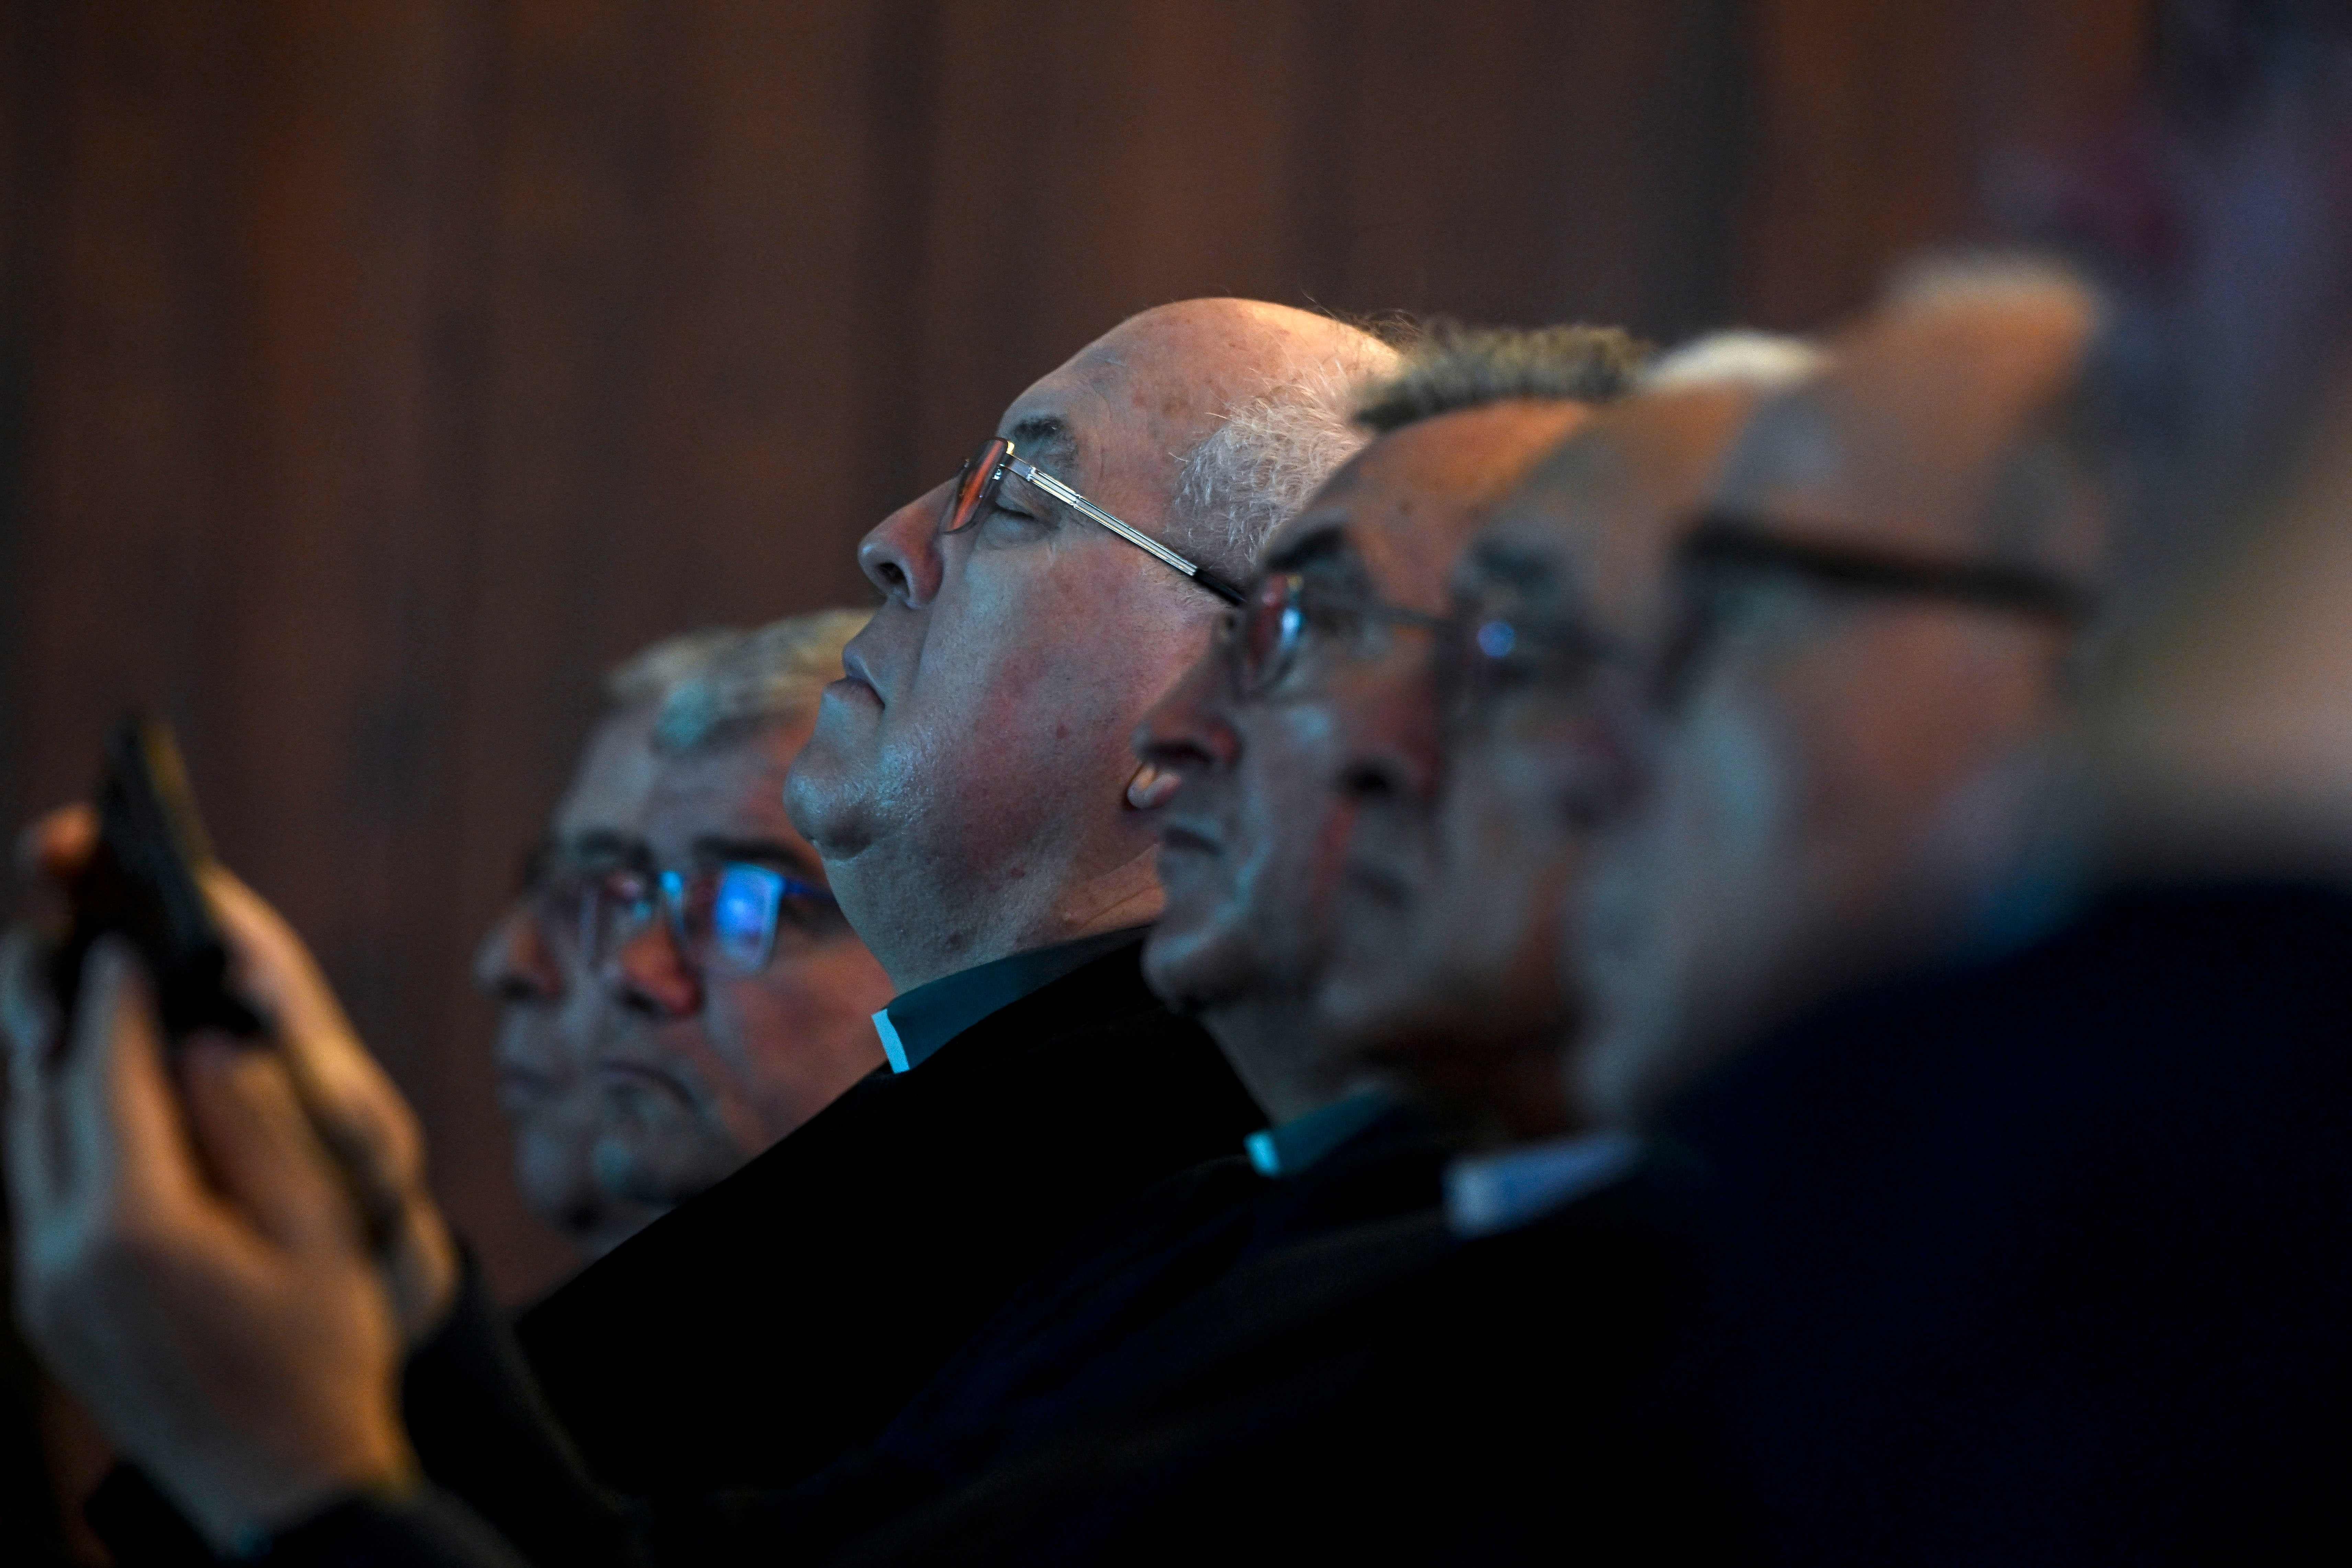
{"left": 511, "top": 930, "right": 1264, "bottom": 1497}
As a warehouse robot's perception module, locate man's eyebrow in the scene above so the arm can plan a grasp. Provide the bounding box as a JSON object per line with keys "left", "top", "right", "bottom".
{"left": 690, "top": 836, "right": 824, "bottom": 879}
{"left": 1463, "top": 537, "right": 1562, "bottom": 586}
{"left": 1005, "top": 414, "right": 1076, "bottom": 465}
{"left": 566, "top": 829, "right": 643, "bottom": 859}
{"left": 1459, "top": 537, "right": 1571, "bottom": 605}
{"left": 1262, "top": 525, "right": 1354, "bottom": 576}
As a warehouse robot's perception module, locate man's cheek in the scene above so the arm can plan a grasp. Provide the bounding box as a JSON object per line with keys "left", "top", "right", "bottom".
{"left": 692, "top": 984, "right": 760, "bottom": 1076}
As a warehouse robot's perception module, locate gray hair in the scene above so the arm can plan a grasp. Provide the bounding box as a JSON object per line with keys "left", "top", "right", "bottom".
{"left": 1162, "top": 336, "right": 1403, "bottom": 580}
{"left": 1639, "top": 330, "right": 1828, "bottom": 394}
{"left": 649, "top": 608, "right": 869, "bottom": 755}
{"left": 1878, "top": 249, "right": 2105, "bottom": 329}
{"left": 603, "top": 627, "right": 750, "bottom": 710}
{"left": 1353, "top": 323, "right": 1652, "bottom": 433}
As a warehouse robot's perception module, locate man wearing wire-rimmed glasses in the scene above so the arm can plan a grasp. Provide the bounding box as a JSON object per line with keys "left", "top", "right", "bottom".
{"left": 511, "top": 298, "right": 1395, "bottom": 1500}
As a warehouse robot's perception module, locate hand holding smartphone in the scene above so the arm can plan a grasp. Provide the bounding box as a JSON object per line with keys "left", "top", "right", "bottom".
{"left": 47, "top": 714, "right": 266, "bottom": 1043}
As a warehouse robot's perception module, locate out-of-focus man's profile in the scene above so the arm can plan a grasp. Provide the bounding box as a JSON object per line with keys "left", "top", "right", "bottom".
{"left": 477, "top": 614, "right": 885, "bottom": 1264}
{"left": 475, "top": 628, "right": 722, "bottom": 1259}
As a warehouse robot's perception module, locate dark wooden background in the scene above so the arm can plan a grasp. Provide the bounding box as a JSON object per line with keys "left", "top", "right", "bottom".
{"left": 0, "top": 0, "right": 2148, "bottom": 1301}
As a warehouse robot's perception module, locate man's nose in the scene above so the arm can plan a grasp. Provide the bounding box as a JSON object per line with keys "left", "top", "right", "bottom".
{"left": 603, "top": 920, "right": 703, "bottom": 1020}
{"left": 858, "top": 485, "right": 951, "bottom": 608}
{"left": 475, "top": 904, "right": 563, "bottom": 1003}
{"left": 1132, "top": 648, "right": 1241, "bottom": 782}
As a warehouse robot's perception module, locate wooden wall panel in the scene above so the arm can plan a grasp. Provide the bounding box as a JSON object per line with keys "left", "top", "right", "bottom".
{"left": 1738, "top": 0, "right": 2150, "bottom": 327}
{"left": 0, "top": 0, "right": 2151, "bottom": 1302}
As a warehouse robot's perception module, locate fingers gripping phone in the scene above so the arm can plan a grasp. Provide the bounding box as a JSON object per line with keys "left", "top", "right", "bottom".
{"left": 48, "top": 715, "right": 404, "bottom": 1249}
{"left": 50, "top": 714, "right": 265, "bottom": 1041}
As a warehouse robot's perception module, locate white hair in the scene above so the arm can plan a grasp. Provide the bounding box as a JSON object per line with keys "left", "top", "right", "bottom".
{"left": 603, "top": 627, "right": 749, "bottom": 710}
{"left": 1165, "top": 348, "right": 1399, "bottom": 578}
{"left": 1878, "top": 249, "right": 2106, "bottom": 328}
{"left": 648, "top": 608, "right": 869, "bottom": 754}
{"left": 1639, "top": 330, "right": 1828, "bottom": 394}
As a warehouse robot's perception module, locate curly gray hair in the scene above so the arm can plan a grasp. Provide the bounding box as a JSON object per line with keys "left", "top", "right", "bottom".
{"left": 1353, "top": 322, "right": 1652, "bottom": 433}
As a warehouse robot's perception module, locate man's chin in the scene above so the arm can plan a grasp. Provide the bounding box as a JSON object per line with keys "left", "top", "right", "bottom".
{"left": 783, "top": 740, "right": 876, "bottom": 859}
{"left": 1141, "top": 914, "right": 1247, "bottom": 1014}
{"left": 1314, "top": 921, "right": 1433, "bottom": 1053}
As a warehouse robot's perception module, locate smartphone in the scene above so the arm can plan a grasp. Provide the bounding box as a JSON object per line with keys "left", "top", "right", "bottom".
{"left": 46, "top": 716, "right": 404, "bottom": 1248}
{"left": 49, "top": 714, "right": 265, "bottom": 1042}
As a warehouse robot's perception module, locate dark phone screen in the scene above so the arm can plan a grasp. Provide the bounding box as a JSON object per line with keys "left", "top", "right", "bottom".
{"left": 50, "top": 717, "right": 263, "bottom": 1041}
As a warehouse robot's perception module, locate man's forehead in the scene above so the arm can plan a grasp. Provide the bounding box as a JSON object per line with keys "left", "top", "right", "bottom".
{"left": 1470, "top": 388, "right": 1760, "bottom": 627}
{"left": 1715, "top": 391, "right": 1841, "bottom": 509}
{"left": 1363, "top": 400, "right": 1589, "bottom": 492}
{"left": 1466, "top": 423, "right": 1625, "bottom": 595}
{"left": 1358, "top": 405, "right": 1591, "bottom": 545}
{"left": 1458, "top": 516, "right": 1576, "bottom": 601}
{"left": 1002, "top": 305, "right": 1274, "bottom": 452}
{"left": 553, "top": 703, "right": 662, "bottom": 835}
{"left": 1260, "top": 449, "right": 1373, "bottom": 564}
{"left": 1720, "top": 295, "right": 2093, "bottom": 544}
{"left": 1260, "top": 403, "right": 1588, "bottom": 599}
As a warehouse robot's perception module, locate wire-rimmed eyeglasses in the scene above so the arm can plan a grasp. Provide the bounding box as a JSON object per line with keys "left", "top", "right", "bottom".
{"left": 525, "top": 841, "right": 840, "bottom": 977}
{"left": 942, "top": 437, "right": 1247, "bottom": 606}
{"left": 1219, "top": 569, "right": 1448, "bottom": 699}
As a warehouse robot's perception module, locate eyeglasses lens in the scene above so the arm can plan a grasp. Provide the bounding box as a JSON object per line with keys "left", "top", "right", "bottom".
{"left": 710, "top": 865, "right": 785, "bottom": 973}
{"left": 1239, "top": 574, "right": 1304, "bottom": 694}
{"left": 942, "top": 439, "right": 1013, "bottom": 534}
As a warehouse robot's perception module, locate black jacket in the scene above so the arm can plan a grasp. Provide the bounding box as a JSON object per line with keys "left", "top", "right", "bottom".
{"left": 383, "top": 1098, "right": 1458, "bottom": 1568}
{"left": 645, "top": 1101, "right": 1461, "bottom": 1562}
{"left": 86, "top": 935, "right": 1264, "bottom": 1568}
{"left": 511, "top": 935, "right": 1265, "bottom": 1499}
{"left": 163, "top": 883, "right": 2352, "bottom": 1564}
{"left": 835, "top": 881, "right": 2352, "bottom": 1564}
{"left": 824, "top": 1162, "right": 1705, "bottom": 1566}
{"left": 1655, "top": 881, "right": 2352, "bottom": 1565}
{"left": 173, "top": 1133, "right": 1686, "bottom": 1568}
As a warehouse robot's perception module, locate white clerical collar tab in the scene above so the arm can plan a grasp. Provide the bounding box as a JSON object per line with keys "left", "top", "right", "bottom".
{"left": 873, "top": 1008, "right": 912, "bottom": 1075}
{"left": 1445, "top": 1131, "right": 1643, "bottom": 1238}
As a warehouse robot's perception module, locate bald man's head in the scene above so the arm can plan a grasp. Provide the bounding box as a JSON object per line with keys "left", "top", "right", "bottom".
{"left": 787, "top": 300, "right": 1398, "bottom": 989}
{"left": 1037, "top": 300, "right": 1403, "bottom": 582}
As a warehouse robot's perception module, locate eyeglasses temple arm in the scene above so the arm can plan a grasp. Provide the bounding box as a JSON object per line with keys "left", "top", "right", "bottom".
{"left": 1011, "top": 459, "right": 1246, "bottom": 605}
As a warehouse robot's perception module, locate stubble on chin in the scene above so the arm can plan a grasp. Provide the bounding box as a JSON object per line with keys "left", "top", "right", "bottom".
{"left": 783, "top": 733, "right": 878, "bottom": 862}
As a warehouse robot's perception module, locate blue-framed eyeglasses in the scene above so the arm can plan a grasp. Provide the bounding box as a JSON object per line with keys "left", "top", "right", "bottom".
{"left": 563, "top": 855, "right": 839, "bottom": 976}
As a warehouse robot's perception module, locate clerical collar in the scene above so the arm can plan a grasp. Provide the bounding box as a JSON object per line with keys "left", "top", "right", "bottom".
{"left": 871, "top": 927, "right": 1149, "bottom": 1074}
{"left": 1243, "top": 1087, "right": 1398, "bottom": 1178}
{"left": 1444, "top": 1131, "right": 1643, "bottom": 1237}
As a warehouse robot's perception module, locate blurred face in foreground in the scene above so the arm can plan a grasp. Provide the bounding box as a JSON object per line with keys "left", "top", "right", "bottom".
{"left": 1575, "top": 281, "right": 2106, "bottom": 1126}
{"left": 473, "top": 701, "right": 666, "bottom": 1257}
{"left": 2021, "top": 5, "right": 2352, "bottom": 594}
{"left": 787, "top": 300, "right": 1391, "bottom": 991}
{"left": 1137, "top": 401, "right": 1588, "bottom": 1121}
{"left": 1334, "top": 386, "right": 1765, "bottom": 1136}
{"left": 594, "top": 715, "right": 891, "bottom": 1208}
